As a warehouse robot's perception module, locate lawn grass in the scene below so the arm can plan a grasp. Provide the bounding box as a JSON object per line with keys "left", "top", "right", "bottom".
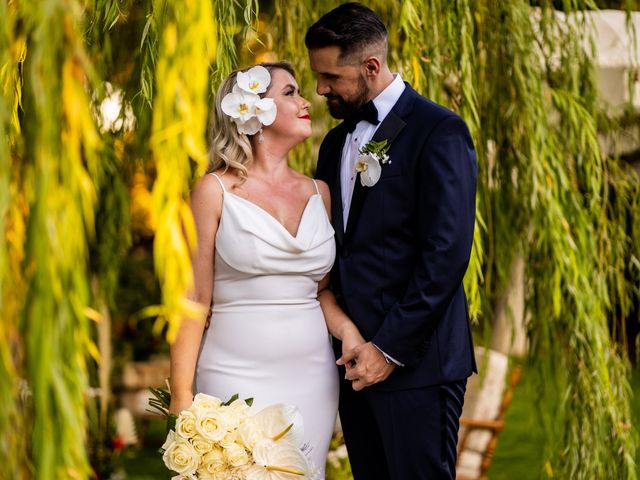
{"left": 489, "top": 368, "right": 546, "bottom": 479}
{"left": 121, "top": 419, "right": 166, "bottom": 479}
{"left": 123, "top": 368, "right": 640, "bottom": 479}
{"left": 490, "top": 366, "right": 640, "bottom": 479}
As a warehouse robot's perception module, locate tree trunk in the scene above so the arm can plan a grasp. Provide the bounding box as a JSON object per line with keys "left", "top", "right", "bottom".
{"left": 490, "top": 255, "right": 527, "bottom": 357}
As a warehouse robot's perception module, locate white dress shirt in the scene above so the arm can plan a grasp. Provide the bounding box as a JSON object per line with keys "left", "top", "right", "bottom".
{"left": 340, "top": 73, "right": 406, "bottom": 227}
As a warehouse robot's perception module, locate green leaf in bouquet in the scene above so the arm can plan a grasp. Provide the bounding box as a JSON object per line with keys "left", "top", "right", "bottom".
{"left": 166, "top": 413, "right": 177, "bottom": 435}
{"left": 147, "top": 387, "right": 171, "bottom": 417}
{"left": 222, "top": 393, "right": 239, "bottom": 405}
{"left": 222, "top": 393, "right": 253, "bottom": 407}
{"left": 147, "top": 387, "right": 177, "bottom": 435}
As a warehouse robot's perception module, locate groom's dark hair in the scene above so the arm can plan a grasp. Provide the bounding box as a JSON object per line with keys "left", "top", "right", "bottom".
{"left": 305, "top": 2, "right": 388, "bottom": 64}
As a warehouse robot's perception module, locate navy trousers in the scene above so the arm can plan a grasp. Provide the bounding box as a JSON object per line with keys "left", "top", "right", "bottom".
{"left": 339, "top": 377, "right": 467, "bottom": 480}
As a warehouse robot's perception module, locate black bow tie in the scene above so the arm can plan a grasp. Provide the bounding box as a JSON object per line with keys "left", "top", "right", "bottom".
{"left": 343, "top": 101, "right": 379, "bottom": 133}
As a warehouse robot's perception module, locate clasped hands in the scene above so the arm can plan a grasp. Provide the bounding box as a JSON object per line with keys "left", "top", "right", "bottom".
{"left": 337, "top": 340, "right": 395, "bottom": 391}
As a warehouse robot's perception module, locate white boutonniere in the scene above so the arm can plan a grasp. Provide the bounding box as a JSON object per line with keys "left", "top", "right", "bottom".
{"left": 355, "top": 139, "right": 391, "bottom": 187}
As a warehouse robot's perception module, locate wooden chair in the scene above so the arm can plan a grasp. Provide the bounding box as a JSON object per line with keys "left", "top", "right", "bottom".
{"left": 456, "top": 347, "right": 522, "bottom": 480}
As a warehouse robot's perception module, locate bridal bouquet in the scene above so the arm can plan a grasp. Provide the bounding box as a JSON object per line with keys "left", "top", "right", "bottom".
{"left": 149, "top": 389, "right": 312, "bottom": 480}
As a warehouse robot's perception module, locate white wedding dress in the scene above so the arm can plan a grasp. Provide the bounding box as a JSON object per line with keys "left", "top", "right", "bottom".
{"left": 195, "top": 173, "right": 339, "bottom": 476}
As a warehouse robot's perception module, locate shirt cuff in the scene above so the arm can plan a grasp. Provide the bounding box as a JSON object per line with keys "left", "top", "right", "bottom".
{"left": 372, "top": 343, "right": 405, "bottom": 367}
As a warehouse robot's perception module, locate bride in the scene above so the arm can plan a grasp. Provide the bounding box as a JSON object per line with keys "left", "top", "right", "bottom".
{"left": 168, "top": 61, "right": 364, "bottom": 475}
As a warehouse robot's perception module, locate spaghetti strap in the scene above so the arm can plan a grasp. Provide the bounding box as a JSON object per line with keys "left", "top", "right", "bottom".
{"left": 209, "top": 173, "right": 227, "bottom": 192}
{"left": 311, "top": 179, "right": 320, "bottom": 195}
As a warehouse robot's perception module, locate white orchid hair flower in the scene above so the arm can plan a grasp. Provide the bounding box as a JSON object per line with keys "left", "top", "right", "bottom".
{"left": 220, "top": 66, "right": 278, "bottom": 136}
{"left": 254, "top": 98, "right": 277, "bottom": 126}
{"left": 237, "top": 65, "right": 272, "bottom": 94}
{"left": 236, "top": 116, "right": 263, "bottom": 135}
{"left": 221, "top": 90, "right": 259, "bottom": 123}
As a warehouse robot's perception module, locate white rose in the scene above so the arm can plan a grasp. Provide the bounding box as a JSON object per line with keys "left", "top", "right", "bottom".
{"left": 196, "top": 408, "right": 228, "bottom": 442}
{"left": 195, "top": 469, "right": 220, "bottom": 480}
{"left": 223, "top": 442, "right": 250, "bottom": 468}
{"left": 223, "top": 466, "right": 250, "bottom": 480}
{"left": 175, "top": 410, "right": 198, "bottom": 439}
{"left": 200, "top": 447, "right": 226, "bottom": 476}
{"left": 191, "top": 393, "right": 223, "bottom": 411}
{"left": 162, "top": 434, "right": 200, "bottom": 475}
{"left": 237, "top": 418, "right": 266, "bottom": 451}
{"left": 171, "top": 474, "right": 197, "bottom": 480}
{"left": 162, "top": 430, "right": 177, "bottom": 452}
{"left": 218, "top": 428, "right": 239, "bottom": 448}
{"left": 191, "top": 434, "right": 214, "bottom": 455}
{"left": 224, "top": 399, "right": 250, "bottom": 430}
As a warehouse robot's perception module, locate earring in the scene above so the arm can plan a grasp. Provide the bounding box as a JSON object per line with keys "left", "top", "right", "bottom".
{"left": 258, "top": 129, "right": 264, "bottom": 144}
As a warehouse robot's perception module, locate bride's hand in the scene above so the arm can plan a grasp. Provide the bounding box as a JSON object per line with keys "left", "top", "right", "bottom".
{"left": 339, "top": 322, "right": 366, "bottom": 368}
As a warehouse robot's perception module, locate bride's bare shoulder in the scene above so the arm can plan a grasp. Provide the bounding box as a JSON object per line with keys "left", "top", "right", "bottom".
{"left": 190, "top": 170, "right": 236, "bottom": 215}
{"left": 193, "top": 169, "right": 240, "bottom": 194}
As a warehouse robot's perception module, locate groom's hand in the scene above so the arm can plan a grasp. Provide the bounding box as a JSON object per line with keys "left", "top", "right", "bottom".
{"left": 338, "top": 342, "right": 395, "bottom": 391}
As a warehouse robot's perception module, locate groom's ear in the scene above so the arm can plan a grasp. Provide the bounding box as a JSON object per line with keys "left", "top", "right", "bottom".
{"left": 362, "top": 57, "right": 382, "bottom": 78}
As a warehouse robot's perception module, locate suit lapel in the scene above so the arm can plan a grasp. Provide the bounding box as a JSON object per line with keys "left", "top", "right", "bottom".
{"left": 323, "top": 128, "right": 347, "bottom": 248}
{"left": 344, "top": 110, "right": 407, "bottom": 239}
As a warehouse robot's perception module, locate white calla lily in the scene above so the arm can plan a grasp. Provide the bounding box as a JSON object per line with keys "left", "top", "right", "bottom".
{"left": 237, "top": 65, "right": 271, "bottom": 94}
{"left": 242, "top": 404, "right": 304, "bottom": 448}
{"left": 246, "top": 439, "right": 309, "bottom": 480}
{"left": 355, "top": 152, "right": 383, "bottom": 187}
{"left": 254, "top": 98, "right": 277, "bottom": 126}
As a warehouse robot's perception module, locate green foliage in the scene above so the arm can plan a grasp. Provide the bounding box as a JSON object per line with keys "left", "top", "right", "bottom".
{"left": 149, "top": 0, "right": 217, "bottom": 342}
{"left": 147, "top": 386, "right": 178, "bottom": 433}
{"left": 358, "top": 139, "right": 389, "bottom": 157}
{"left": 325, "top": 432, "right": 353, "bottom": 480}
{"left": 1, "top": 0, "right": 638, "bottom": 478}
{"left": 10, "top": 0, "right": 103, "bottom": 477}
{"left": 0, "top": 3, "right": 29, "bottom": 478}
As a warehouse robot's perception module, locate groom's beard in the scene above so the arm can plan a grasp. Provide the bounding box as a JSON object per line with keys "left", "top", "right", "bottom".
{"left": 324, "top": 75, "right": 370, "bottom": 119}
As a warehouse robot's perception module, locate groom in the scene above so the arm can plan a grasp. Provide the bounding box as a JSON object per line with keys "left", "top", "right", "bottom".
{"left": 306, "top": 3, "right": 477, "bottom": 479}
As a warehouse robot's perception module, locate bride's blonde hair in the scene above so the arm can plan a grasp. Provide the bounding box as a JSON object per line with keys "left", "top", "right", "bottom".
{"left": 207, "top": 61, "right": 296, "bottom": 181}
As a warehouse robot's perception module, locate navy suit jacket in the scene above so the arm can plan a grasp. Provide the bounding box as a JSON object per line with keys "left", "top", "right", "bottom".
{"left": 316, "top": 84, "right": 477, "bottom": 392}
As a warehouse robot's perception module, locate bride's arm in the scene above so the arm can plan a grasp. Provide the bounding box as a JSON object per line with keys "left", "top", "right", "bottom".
{"left": 315, "top": 180, "right": 365, "bottom": 355}
{"left": 169, "top": 175, "right": 223, "bottom": 415}
{"left": 317, "top": 276, "right": 363, "bottom": 347}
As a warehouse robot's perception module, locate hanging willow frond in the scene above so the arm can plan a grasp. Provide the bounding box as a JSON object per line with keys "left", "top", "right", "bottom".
{"left": 10, "top": 0, "right": 103, "bottom": 477}
{"left": 149, "top": 0, "right": 217, "bottom": 342}
{"left": 212, "top": 0, "right": 259, "bottom": 85}
{"left": 0, "top": 1, "right": 29, "bottom": 477}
